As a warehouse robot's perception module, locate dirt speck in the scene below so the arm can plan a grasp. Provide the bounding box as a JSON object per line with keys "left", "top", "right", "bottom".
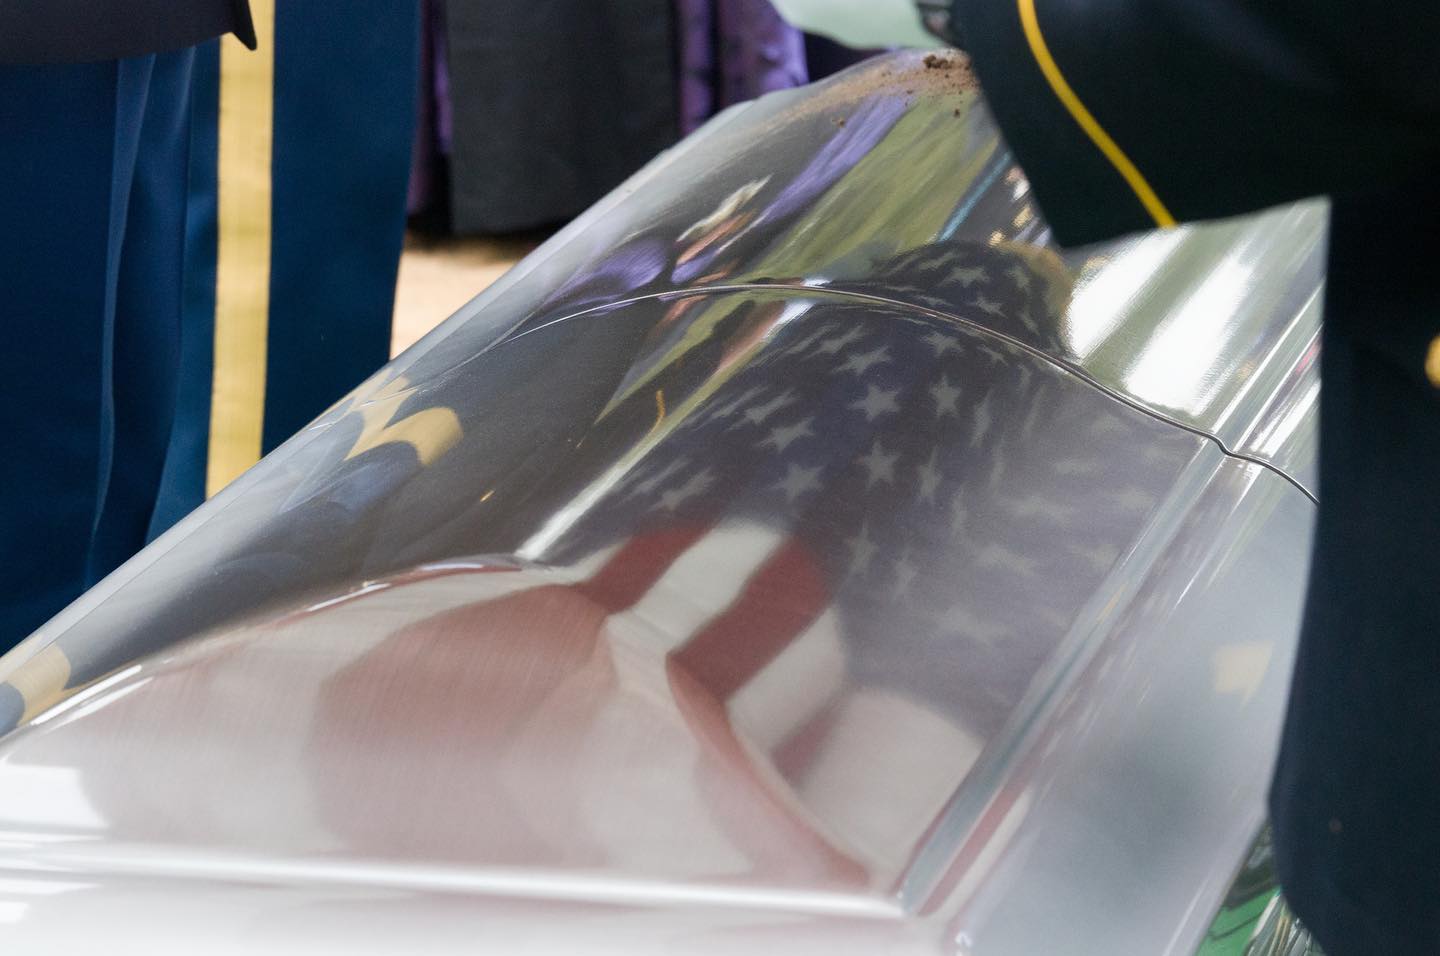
{"left": 924, "top": 53, "right": 954, "bottom": 70}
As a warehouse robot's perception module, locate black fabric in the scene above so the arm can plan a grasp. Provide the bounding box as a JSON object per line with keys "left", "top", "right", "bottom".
{"left": 444, "top": 0, "right": 677, "bottom": 234}
{"left": 0, "top": 0, "right": 254, "bottom": 64}
{"left": 952, "top": 1, "right": 1440, "bottom": 952}
{"left": 1270, "top": 185, "right": 1440, "bottom": 955}
{"left": 956, "top": 0, "right": 1439, "bottom": 248}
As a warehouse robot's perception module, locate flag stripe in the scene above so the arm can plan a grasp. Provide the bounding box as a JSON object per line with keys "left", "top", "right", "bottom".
{"left": 727, "top": 608, "right": 846, "bottom": 754}
{"left": 574, "top": 524, "right": 714, "bottom": 614}
{"left": 670, "top": 537, "right": 830, "bottom": 699}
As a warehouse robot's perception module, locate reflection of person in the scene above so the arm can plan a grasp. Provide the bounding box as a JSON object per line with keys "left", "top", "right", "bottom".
{"left": 0, "top": 7, "right": 254, "bottom": 651}
{"left": 786, "top": 5, "right": 1440, "bottom": 953}
{"left": 155, "top": 1, "right": 420, "bottom": 522}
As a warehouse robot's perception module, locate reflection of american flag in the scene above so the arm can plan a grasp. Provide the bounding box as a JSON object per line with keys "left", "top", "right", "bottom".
{"left": 493, "top": 242, "right": 1194, "bottom": 875}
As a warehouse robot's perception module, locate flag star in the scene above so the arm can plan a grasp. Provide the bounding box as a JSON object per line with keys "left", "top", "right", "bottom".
{"left": 814, "top": 325, "right": 866, "bottom": 356}
{"left": 1017, "top": 308, "right": 1040, "bottom": 334}
{"left": 985, "top": 685, "right": 1015, "bottom": 709}
{"left": 929, "top": 375, "right": 961, "bottom": 418}
{"left": 973, "top": 295, "right": 1005, "bottom": 318}
{"left": 893, "top": 553, "right": 919, "bottom": 598}
{"left": 974, "top": 541, "right": 1038, "bottom": 577}
{"left": 762, "top": 417, "right": 815, "bottom": 453}
{"left": 987, "top": 453, "right": 1006, "bottom": 490}
{"left": 710, "top": 385, "right": 765, "bottom": 421}
{"left": 917, "top": 450, "right": 942, "bottom": 503}
{"left": 1039, "top": 607, "right": 1074, "bottom": 631}
{"left": 978, "top": 344, "right": 1006, "bottom": 365}
{"left": 1020, "top": 389, "right": 1045, "bottom": 440}
{"left": 1053, "top": 457, "right": 1101, "bottom": 477}
{"left": 782, "top": 325, "right": 833, "bottom": 357}
{"left": 845, "top": 524, "right": 878, "bottom": 577}
{"left": 849, "top": 384, "right": 901, "bottom": 421}
{"left": 627, "top": 457, "right": 689, "bottom": 498}
{"left": 950, "top": 492, "right": 969, "bottom": 533}
{"left": 942, "top": 603, "right": 1007, "bottom": 646}
{"left": 1007, "top": 265, "right": 1032, "bottom": 291}
{"left": 923, "top": 330, "right": 963, "bottom": 357}
{"left": 1111, "top": 487, "right": 1156, "bottom": 513}
{"left": 652, "top": 468, "right": 715, "bottom": 512}
{"left": 729, "top": 389, "right": 795, "bottom": 429}
{"left": 858, "top": 440, "right": 899, "bottom": 488}
{"left": 950, "top": 265, "right": 987, "bottom": 287}
{"left": 970, "top": 394, "right": 994, "bottom": 446}
{"left": 911, "top": 251, "right": 946, "bottom": 272}
{"left": 837, "top": 344, "right": 891, "bottom": 376}
{"left": 1067, "top": 540, "right": 1121, "bottom": 570}
{"left": 1091, "top": 415, "right": 1128, "bottom": 436}
{"left": 774, "top": 462, "right": 824, "bottom": 503}
{"left": 1003, "top": 493, "right": 1078, "bottom": 523}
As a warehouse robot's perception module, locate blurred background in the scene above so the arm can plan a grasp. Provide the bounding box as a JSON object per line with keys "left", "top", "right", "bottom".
{"left": 391, "top": 0, "right": 879, "bottom": 353}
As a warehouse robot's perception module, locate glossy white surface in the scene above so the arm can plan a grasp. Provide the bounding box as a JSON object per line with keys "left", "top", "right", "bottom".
{"left": 0, "top": 52, "right": 1320, "bottom": 954}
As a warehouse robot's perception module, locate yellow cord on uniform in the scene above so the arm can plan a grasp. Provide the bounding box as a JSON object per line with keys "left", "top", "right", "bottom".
{"left": 1017, "top": 0, "right": 1177, "bottom": 228}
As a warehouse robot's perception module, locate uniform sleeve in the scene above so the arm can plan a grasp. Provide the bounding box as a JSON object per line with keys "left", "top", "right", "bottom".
{"left": 952, "top": 0, "right": 1440, "bottom": 245}
{"left": 0, "top": 0, "right": 254, "bottom": 64}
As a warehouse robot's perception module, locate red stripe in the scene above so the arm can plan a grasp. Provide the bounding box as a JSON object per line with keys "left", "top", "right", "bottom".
{"left": 571, "top": 523, "right": 713, "bottom": 614}
{"left": 667, "top": 657, "right": 869, "bottom": 887}
{"left": 669, "top": 537, "right": 830, "bottom": 700}
{"left": 771, "top": 700, "right": 840, "bottom": 781}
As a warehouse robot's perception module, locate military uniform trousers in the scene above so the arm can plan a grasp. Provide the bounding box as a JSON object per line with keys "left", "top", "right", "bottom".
{"left": 0, "top": 50, "right": 197, "bottom": 651}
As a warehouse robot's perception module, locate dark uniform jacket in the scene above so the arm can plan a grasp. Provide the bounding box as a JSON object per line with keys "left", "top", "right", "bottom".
{"left": 952, "top": 1, "right": 1440, "bottom": 952}
{"left": 0, "top": 0, "right": 254, "bottom": 62}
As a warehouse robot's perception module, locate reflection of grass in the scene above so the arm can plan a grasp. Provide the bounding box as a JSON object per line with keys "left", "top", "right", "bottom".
{"left": 1194, "top": 887, "right": 1278, "bottom": 956}
{"left": 1193, "top": 859, "right": 1325, "bottom": 956}
{"left": 597, "top": 99, "right": 1001, "bottom": 417}
{"left": 753, "top": 104, "right": 999, "bottom": 279}
{"left": 1192, "top": 827, "right": 1326, "bottom": 956}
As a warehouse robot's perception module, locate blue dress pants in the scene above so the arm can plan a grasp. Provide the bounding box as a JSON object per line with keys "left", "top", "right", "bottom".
{"left": 0, "top": 50, "right": 195, "bottom": 650}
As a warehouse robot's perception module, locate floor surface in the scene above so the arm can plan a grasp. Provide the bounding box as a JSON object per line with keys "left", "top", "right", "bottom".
{"left": 390, "top": 232, "right": 541, "bottom": 357}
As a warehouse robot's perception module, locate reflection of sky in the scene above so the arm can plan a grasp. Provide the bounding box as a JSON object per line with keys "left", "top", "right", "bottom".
{"left": 1064, "top": 203, "right": 1326, "bottom": 429}
{"left": 1122, "top": 256, "right": 1255, "bottom": 413}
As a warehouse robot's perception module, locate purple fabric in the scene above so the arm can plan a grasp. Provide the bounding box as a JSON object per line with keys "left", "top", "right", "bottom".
{"left": 406, "top": 0, "right": 434, "bottom": 213}
{"left": 676, "top": 0, "right": 810, "bottom": 136}
{"left": 432, "top": 0, "right": 453, "bottom": 154}
{"left": 409, "top": 0, "right": 814, "bottom": 221}
{"left": 670, "top": 96, "right": 906, "bottom": 284}
{"left": 542, "top": 237, "right": 672, "bottom": 312}
{"left": 675, "top": 0, "right": 716, "bottom": 136}
{"left": 407, "top": 0, "right": 454, "bottom": 215}
{"left": 758, "top": 96, "right": 906, "bottom": 224}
